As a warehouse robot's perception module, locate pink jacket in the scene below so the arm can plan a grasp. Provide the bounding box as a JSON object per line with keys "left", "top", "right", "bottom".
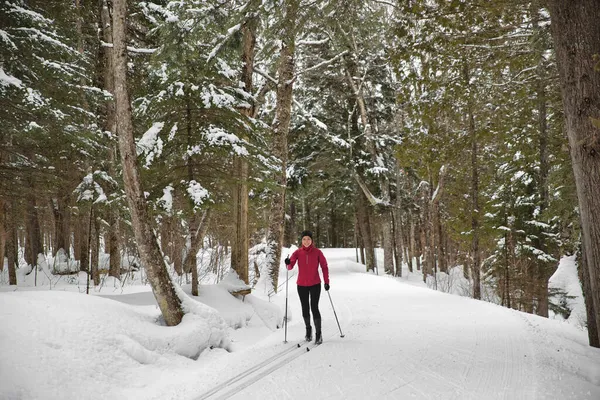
{"left": 287, "top": 244, "right": 329, "bottom": 287}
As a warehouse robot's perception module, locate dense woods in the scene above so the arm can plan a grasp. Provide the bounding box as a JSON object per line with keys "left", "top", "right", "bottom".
{"left": 1, "top": 0, "right": 599, "bottom": 346}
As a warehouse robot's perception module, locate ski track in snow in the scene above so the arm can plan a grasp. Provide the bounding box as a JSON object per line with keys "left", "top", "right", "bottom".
{"left": 199, "top": 249, "right": 597, "bottom": 400}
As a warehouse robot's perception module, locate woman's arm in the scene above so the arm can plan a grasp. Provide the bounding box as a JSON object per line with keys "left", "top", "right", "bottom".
{"left": 319, "top": 250, "right": 329, "bottom": 284}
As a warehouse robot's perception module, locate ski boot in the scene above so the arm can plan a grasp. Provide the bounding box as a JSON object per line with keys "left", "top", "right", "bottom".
{"left": 305, "top": 325, "right": 312, "bottom": 342}
{"left": 314, "top": 317, "right": 323, "bottom": 345}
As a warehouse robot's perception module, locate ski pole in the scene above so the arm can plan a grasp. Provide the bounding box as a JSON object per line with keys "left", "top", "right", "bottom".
{"left": 284, "top": 255, "right": 289, "bottom": 343}
{"left": 327, "top": 291, "right": 345, "bottom": 338}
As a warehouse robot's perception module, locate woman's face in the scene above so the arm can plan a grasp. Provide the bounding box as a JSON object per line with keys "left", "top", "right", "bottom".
{"left": 302, "top": 236, "right": 312, "bottom": 247}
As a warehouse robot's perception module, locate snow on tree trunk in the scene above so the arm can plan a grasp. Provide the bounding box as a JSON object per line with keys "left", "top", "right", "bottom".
{"left": 111, "top": 0, "right": 184, "bottom": 326}
{"left": 266, "top": 0, "right": 299, "bottom": 294}
{"left": 548, "top": 0, "right": 600, "bottom": 346}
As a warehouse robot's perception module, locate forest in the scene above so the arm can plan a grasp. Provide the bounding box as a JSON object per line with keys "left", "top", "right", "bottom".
{"left": 1, "top": 0, "right": 599, "bottom": 347}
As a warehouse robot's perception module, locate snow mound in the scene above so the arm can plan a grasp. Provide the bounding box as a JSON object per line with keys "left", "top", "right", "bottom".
{"left": 0, "top": 290, "right": 230, "bottom": 399}
{"left": 549, "top": 255, "right": 586, "bottom": 329}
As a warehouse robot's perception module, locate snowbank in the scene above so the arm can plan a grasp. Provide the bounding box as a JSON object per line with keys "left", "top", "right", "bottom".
{"left": 549, "top": 255, "right": 587, "bottom": 329}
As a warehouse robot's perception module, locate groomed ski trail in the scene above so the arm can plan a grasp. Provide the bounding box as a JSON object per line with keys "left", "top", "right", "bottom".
{"left": 220, "top": 249, "right": 599, "bottom": 400}
{"left": 193, "top": 249, "right": 599, "bottom": 400}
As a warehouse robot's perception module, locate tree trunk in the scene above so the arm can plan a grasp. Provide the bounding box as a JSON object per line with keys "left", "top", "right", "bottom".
{"left": 231, "top": 13, "right": 256, "bottom": 285}
{"left": 184, "top": 209, "right": 211, "bottom": 296}
{"left": 90, "top": 212, "right": 100, "bottom": 284}
{"left": 356, "top": 191, "right": 375, "bottom": 272}
{"left": 100, "top": 0, "right": 121, "bottom": 279}
{"left": 393, "top": 164, "right": 404, "bottom": 277}
{"left": 421, "top": 184, "right": 432, "bottom": 283}
{"left": 266, "top": 0, "right": 299, "bottom": 294}
{"left": 548, "top": 0, "right": 600, "bottom": 345}
{"left": 25, "top": 194, "right": 43, "bottom": 268}
{"left": 79, "top": 208, "right": 90, "bottom": 273}
{"left": 286, "top": 200, "right": 297, "bottom": 246}
{"left": 408, "top": 209, "right": 415, "bottom": 273}
{"left": 0, "top": 199, "right": 5, "bottom": 272}
{"left": 431, "top": 165, "right": 447, "bottom": 279}
{"left": 51, "top": 195, "right": 70, "bottom": 257}
{"left": 5, "top": 201, "right": 17, "bottom": 285}
{"left": 464, "top": 60, "right": 481, "bottom": 300}
{"left": 392, "top": 209, "right": 403, "bottom": 277}
{"left": 579, "top": 239, "right": 600, "bottom": 348}
{"left": 112, "top": 0, "right": 184, "bottom": 326}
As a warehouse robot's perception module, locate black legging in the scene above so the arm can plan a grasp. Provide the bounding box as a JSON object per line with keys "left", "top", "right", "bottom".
{"left": 297, "top": 284, "right": 321, "bottom": 326}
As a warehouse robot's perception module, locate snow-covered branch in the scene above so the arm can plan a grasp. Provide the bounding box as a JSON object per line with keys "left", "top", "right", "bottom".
{"left": 293, "top": 50, "right": 349, "bottom": 81}
{"left": 208, "top": 23, "right": 242, "bottom": 62}
{"left": 297, "top": 38, "right": 329, "bottom": 46}
{"left": 254, "top": 68, "right": 278, "bottom": 85}
{"left": 431, "top": 165, "right": 447, "bottom": 204}
{"left": 100, "top": 41, "right": 157, "bottom": 53}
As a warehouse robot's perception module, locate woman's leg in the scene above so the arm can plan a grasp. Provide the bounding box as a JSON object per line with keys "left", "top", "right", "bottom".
{"left": 308, "top": 284, "right": 322, "bottom": 321}
{"left": 297, "top": 285, "right": 312, "bottom": 331}
{"left": 298, "top": 285, "right": 312, "bottom": 340}
{"left": 309, "top": 284, "right": 322, "bottom": 343}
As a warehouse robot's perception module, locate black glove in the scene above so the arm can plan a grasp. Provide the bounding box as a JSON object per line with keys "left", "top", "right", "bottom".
{"left": 324, "top": 283, "right": 330, "bottom": 291}
{"left": 284, "top": 257, "right": 290, "bottom": 265}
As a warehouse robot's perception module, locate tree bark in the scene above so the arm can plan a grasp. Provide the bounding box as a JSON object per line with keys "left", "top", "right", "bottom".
{"left": 579, "top": 239, "right": 600, "bottom": 348}
{"left": 90, "top": 212, "right": 100, "bottom": 284}
{"left": 463, "top": 59, "right": 481, "bottom": 300}
{"left": 5, "top": 201, "right": 17, "bottom": 285}
{"left": 356, "top": 191, "right": 375, "bottom": 272}
{"left": 548, "top": 0, "right": 600, "bottom": 345}
{"left": 393, "top": 163, "right": 405, "bottom": 276}
{"left": 431, "top": 165, "right": 447, "bottom": 277}
{"left": 266, "top": 0, "right": 299, "bottom": 294}
{"left": 112, "top": 0, "right": 184, "bottom": 326}
{"left": 51, "top": 195, "right": 70, "bottom": 257}
{"left": 25, "top": 193, "right": 43, "bottom": 268}
{"left": 184, "top": 209, "right": 211, "bottom": 296}
{"left": 0, "top": 199, "right": 5, "bottom": 272}
{"left": 100, "top": 0, "right": 121, "bottom": 280}
{"left": 79, "top": 208, "right": 90, "bottom": 273}
{"left": 231, "top": 12, "right": 256, "bottom": 285}
{"left": 407, "top": 208, "right": 415, "bottom": 273}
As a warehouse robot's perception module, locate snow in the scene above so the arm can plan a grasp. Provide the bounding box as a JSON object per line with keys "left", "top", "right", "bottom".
{"left": 159, "top": 185, "right": 174, "bottom": 213}
{"left": 0, "top": 67, "right": 22, "bottom": 87}
{"left": 186, "top": 179, "right": 209, "bottom": 207}
{"left": 549, "top": 255, "right": 587, "bottom": 329}
{"left": 1, "top": 249, "right": 599, "bottom": 400}
{"left": 137, "top": 122, "right": 165, "bottom": 167}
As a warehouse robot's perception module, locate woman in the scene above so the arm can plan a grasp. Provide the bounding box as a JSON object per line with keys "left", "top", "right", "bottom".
{"left": 285, "top": 230, "right": 330, "bottom": 344}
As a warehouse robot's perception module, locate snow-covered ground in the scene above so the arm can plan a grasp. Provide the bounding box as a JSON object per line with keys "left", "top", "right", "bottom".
{"left": 1, "top": 248, "right": 599, "bottom": 400}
